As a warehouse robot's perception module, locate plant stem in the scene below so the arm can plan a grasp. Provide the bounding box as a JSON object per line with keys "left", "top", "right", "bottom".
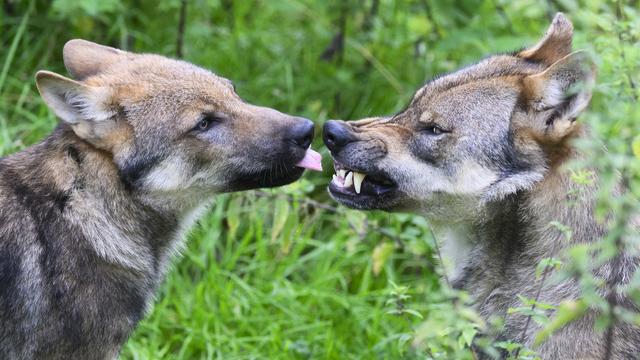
{"left": 176, "top": 0, "right": 187, "bottom": 58}
{"left": 514, "top": 266, "right": 550, "bottom": 359}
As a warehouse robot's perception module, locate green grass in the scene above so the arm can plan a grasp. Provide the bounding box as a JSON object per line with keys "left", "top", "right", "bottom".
{"left": 1, "top": 1, "right": 638, "bottom": 358}
{"left": 123, "top": 193, "right": 436, "bottom": 359}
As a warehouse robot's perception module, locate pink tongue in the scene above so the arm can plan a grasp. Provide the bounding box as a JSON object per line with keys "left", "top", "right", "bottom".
{"left": 296, "top": 148, "right": 323, "bottom": 171}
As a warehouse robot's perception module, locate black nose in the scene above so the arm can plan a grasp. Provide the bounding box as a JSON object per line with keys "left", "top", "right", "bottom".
{"left": 323, "top": 120, "right": 356, "bottom": 152}
{"left": 286, "top": 118, "right": 314, "bottom": 149}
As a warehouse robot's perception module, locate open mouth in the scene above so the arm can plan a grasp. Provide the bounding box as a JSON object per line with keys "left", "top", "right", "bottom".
{"left": 329, "top": 160, "right": 396, "bottom": 198}
{"left": 229, "top": 148, "right": 322, "bottom": 191}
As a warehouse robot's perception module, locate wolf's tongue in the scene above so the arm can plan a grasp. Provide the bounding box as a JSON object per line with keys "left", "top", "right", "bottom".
{"left": 295, "top": 148, "right": 323, "bottom": 171}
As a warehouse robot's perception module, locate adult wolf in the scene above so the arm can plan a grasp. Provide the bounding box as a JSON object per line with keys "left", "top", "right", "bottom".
{"left": 0, "top": 40, "right": 322, "bottom": 359}
{"left": 323, "top": 13, "right": 639, "bottom": 359}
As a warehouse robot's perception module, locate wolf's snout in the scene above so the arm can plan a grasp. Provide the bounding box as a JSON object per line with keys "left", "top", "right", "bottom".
{"left": 286, "top": 118, "right": 315, "bottom": 149}
{"left": 323, "top": 120, "right": 356, "bottom": 152}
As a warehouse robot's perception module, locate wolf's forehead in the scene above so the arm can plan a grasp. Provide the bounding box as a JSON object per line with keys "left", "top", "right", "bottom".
{"left": 91, "top": 55, "right": 236, "bottom": 103}
{"left": 411, "top": 55, "right": 545, "bottom": 104}
{"left": 93, "top": 54, "right": 228, "bottom": 85}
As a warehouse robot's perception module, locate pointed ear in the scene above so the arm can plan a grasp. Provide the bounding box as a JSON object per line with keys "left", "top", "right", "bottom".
{"left": 518, "top": 13, "right": 573, "bottom": 65}
{"left": 36, "top": 70, "right": 114, "bottom": 124}
{"left": 521, "top": 51, "right": 596, "bottom": 137}
{"left": 63, "top": 39, "right": 128, "bottom": 80}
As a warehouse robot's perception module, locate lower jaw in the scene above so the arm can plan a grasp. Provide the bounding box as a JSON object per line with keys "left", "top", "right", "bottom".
{"left": 227, "top": 167, "right": 305, "bottom": 191}
{"left": 328, "top": 182, "right": 399, "bottom": 210}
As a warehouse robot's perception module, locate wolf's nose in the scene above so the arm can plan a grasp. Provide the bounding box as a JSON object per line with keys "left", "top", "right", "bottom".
{"left": 287, "top": 118, "right": 315, "bottom": 149}
{"left": 323, "top": 120, "right": 356, "bottom": 152}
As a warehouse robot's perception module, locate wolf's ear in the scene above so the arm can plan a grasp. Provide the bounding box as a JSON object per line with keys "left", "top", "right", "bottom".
{"left": 485, "top": 52, "right": 596, "bottom": 202}
{"left": 36, "top": 71, "right": 116, "bottom": 143}
{"left": 518, "top": 13, "right": 573, "bottom": 65}
{"left": 36, "top": 71, "right": 123, "bottom": 148}
{"left": 521, "top": 51, "right": 596, "bottom": 138}
{"left": 63, "top": 39, "right": 127, "bottom": 80}
{"left": 36, "top": 71, "right": 113, "bottom": 124}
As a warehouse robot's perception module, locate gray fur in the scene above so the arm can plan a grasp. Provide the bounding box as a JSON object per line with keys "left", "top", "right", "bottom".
{"left": 323, "top": 13, "right": 639, "bottom": 359}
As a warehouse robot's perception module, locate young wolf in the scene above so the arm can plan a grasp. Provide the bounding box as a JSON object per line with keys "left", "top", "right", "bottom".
{"left": 323, "top": 14, "right": 639, "bottom": 359}
{"left": 0, "top": 40, "right": 322, "bottom": 359}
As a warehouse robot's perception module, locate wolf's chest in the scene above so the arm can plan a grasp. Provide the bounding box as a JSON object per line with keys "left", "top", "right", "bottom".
{"left": 431, "top": 223, "right": 475, "bottom": 282}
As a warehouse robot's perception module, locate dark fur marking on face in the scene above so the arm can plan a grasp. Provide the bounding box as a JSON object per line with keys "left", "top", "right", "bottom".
{"left": 119, "top": 154, "right": 163, "bottom": 191}
{"left": 410, "top": 137, "right": 440, "bottom": 165}
{"left": 192, "top": 152, "right": 211, "bottom": 173}
{"left": 481, "top": 100, "right": 537, "bottom": 178}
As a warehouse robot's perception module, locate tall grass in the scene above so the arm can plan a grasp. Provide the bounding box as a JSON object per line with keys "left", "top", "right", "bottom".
{"left": 0, "top": 1, "right": 637, "bottom": 359}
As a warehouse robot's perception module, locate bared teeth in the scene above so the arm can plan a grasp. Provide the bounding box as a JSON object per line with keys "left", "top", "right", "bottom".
{"left": 353, "top": 172, "right": 365, "bottom": 194}
{"left": 344, "top": 171, "right": 353, "bottom": 188}
{"left": 332, "top": 174, "right": 345, "bottom": 187}
{"left": 332, "top": 167, "right": 367, "bottom": 194}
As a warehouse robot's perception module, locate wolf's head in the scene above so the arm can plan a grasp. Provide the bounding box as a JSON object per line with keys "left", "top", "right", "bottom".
{"left": 36, "top": 40, "right": 321, "bottom": 206}
{"left": 323, "top": 14, "right": 595, "bottom": 220}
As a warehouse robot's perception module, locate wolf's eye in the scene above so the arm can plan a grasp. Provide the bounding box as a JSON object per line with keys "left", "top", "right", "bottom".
{"left": 198, "top": 118, "right": 213, "bottom": 131}
{"left": 421, "top": 125, "right": 447, "bottom": 136}
{"left": 195, "top": 114, "right": 223, "bottom": 132}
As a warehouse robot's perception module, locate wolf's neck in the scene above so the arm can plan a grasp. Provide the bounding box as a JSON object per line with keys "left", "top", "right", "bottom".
{"left": 430, "top": 166, "right": 602, "bottom": 286}
{"left": 39, "top": 126, "right": 207, "bottom": 276}
{"left": 430, "top": 222, "right": 476, "bottom": 281}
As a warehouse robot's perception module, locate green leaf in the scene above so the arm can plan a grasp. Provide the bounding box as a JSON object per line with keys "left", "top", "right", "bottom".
{"left": 548, "top": 221, "right": 573, "bottom": 242}
{"left": 403, "top": 309, "right": 424, "bottom": 319}
{"left": 534, "top": 299, "right": 588, "bottom": 347}
{"left": 494, "top": 340, "right": 522, "bottom": 353}
{"left": 461, "top": 327, "right": 477, "bottom": 347}
{"left": 372, "top": 242, "right": 394, "bottom": 276}
{"left": 536, "top": 258, "right": 562, "bottom": 278}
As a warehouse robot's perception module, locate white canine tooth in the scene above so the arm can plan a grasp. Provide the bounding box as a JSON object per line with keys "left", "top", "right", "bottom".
{"left": 344, "top": 171, "right": 353, "bottom": 188}
{"left": 353, "top": 172, "right": 366, "bottom": 194}
{"left": 338, "top": 169, "right": 346, "bottom": 178}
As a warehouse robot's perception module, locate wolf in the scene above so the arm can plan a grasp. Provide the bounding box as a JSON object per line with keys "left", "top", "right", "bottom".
{"left": 323, "top": 13, "right": 640, "bottom": 359}
{"left": 0, "top": 40, "right": 322, "bottom": 359}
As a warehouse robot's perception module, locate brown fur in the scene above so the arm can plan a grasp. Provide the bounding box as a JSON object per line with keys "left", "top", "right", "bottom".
{"left": 0, "top": 40, "right": 315, "bottom": 359}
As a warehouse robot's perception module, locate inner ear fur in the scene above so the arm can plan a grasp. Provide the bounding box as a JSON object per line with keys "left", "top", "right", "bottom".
{"left": 35, "top": 70, "right": 131, "bottom": 151}
{"left": 521, "top": 51, "right": 596, "bottom": 139}
{"left": 35, "top": 71, "right": 113, "bottom": 124}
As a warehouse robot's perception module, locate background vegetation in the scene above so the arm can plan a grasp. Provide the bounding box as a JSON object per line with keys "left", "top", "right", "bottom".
{"left": 1, "top": 0, "right": 638, "bottom": 359}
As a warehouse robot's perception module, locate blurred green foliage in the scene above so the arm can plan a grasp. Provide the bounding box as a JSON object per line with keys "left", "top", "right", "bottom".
{"left": 1, "top": 0, "right": 638, "bottom": 359}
